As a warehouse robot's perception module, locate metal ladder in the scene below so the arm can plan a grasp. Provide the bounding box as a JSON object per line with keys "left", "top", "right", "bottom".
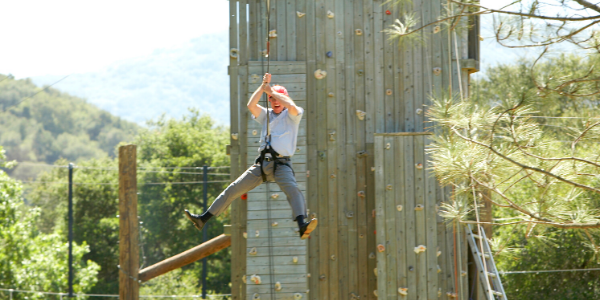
{"left": 466, "top": 224, "right": 507, "bottom": 300}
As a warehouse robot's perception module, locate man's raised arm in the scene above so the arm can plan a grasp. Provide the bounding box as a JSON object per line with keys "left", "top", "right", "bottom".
{"left": 247, "top": 73, "right": 270, "bottom": 118}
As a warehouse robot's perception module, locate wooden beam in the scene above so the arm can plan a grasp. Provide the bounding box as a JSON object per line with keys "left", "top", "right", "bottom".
{"left": 138, "top": 234, "right": 231, "bottom": 282}
{"left": 119, "top": 145, "right": 139, "bottom": 300}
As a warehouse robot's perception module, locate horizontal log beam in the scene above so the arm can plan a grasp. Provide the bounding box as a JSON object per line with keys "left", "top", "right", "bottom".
{"left": 138, "top": 234, "right": 231, "bottom": 282}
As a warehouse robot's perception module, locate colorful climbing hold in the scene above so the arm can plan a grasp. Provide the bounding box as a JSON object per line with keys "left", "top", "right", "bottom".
{"left": 356, "top": 110, "right": 366, "bottom": 120}
{"left": 314, "top": 69, "right": 327, "bottom": 79}
{"left": 230, "top": 48, "right": 239, "bottom": 59}
{"left": 385, "top": 10, "right": 392, "bottom": 15}
{"left": 414, "top": 245, "right": 427, "bottom": 254}
{"left": 326, "top": 51, "right": 333, "bottom": 58}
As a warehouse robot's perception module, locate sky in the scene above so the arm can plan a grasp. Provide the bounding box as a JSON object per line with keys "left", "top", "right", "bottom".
{"left": 1, "top": 0, "right": 229, "bottom": 78}
{"left": 0, "top": 0, "right": 530, "bottom": 80}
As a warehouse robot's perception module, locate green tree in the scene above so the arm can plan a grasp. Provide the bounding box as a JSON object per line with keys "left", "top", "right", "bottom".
{"left": 429, "top": 55, "right": 600, "bottom": 299}
{"left": 0, "top": 147, "right": 100, "bottom": 299}
{"left": 0, "top": 74, "right": 139, "bottom": 180}
{"left": 135, "top": 109, "right": 231, "bottom": 294}
{"left": 27, "top": 110, "right": 232, "bottom": 297}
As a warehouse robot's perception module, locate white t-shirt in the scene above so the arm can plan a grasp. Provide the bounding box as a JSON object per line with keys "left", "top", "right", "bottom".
{"left": 253, "top": 106, "right": 303, "bottom": 157}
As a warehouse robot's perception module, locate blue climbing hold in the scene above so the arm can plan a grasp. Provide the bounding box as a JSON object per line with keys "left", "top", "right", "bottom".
{"left": 326, "top": 51, "right": 333, "bottom": 58}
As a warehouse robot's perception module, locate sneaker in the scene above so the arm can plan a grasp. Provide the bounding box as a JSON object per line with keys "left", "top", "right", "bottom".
{"left": 184, "top": 209, "right": 206, "bottom": 231}
{"left": 299, "top": 218, "right": 318, "bottom": 240}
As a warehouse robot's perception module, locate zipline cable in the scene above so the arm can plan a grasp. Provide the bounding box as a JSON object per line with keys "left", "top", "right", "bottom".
{"left": 2, "top": 75, "right": 70, "bottom": 111}
{"left": 7, "top": 180, "right": 231, "bottom": 185}
{"left": 260, "top": 0, "right": 277, "bottom": 298}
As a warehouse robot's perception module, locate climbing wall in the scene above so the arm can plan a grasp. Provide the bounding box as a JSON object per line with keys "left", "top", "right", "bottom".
{"left": 374, "top": 133, "right": 468, "bottom": 299}
{"left": 228, "top": 0, "right": 480, "bottom": 299}
{"left": 245, "top": 67, "right": 309, "bottom": 300}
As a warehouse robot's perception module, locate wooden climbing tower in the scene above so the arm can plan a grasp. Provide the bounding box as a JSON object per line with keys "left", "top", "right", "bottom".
{"left": 227, "top": 0, "right": 481, "bottom": 299}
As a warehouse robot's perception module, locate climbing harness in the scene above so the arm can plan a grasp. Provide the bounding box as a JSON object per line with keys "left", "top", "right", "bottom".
{"left": 255, "top": 148, "right": 293, "bottom": 182}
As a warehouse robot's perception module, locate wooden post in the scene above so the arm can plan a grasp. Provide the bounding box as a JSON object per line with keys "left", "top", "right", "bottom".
{"left": 119, "top": 145, "right": 139, "bottom": 300}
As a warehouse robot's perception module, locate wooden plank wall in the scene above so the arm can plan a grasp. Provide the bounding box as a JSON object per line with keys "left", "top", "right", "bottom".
{"left": 245, "top": 66, "right": 309, "bottom": 300}
{"left": 228, "top": 0, "right": 477, "bottom": 299}
{"left": 374, "top": 134, "right": 467, "bottom": 299}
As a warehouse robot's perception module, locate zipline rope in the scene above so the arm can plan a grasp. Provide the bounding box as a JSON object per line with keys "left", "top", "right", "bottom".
{"left": 11, "top": 161, "right": 230, "bottom": 171}
{"left": 259, "top": 0, "right": 277, "bottom": 298}
{"left": 8, "top": 180, "right": 230, "bottom": 185}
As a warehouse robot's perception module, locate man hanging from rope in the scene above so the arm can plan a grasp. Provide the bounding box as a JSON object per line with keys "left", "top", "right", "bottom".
{"left": 185, "top": 73, "right": 317, "bottom": 239}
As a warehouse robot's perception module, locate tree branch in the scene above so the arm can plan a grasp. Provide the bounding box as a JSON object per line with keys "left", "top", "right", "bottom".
{"left": 573, "top": 0, "right": 600, "bottom": 14}
{"left": 506, "top": 116, "right": 600, "bottom": 169}
{"left": 451, "top": 0, "right": 600, "bottom": 21}
{"left": 572, "top": 121, "right": 600, "bottom": 153}
{"left": 452, "top": 127, "right": 600, "bottom": 193}
{"left": 461, "top": 219, "right": 600, "bottom": 229}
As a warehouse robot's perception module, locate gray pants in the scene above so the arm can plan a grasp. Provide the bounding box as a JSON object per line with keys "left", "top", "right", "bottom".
{"left": 207, "top": 158, "right": 306, "bottom": 220}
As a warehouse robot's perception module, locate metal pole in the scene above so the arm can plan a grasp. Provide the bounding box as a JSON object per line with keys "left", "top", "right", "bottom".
{"left": 202, "top": 165, "right": 208, "bottom": 299}
{"left": 68, "top": 163, "right": 74, "bottom": 297}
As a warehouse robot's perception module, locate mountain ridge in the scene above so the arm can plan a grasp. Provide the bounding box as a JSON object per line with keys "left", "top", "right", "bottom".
{"left": 31, "top": 31, "right": 230, "bottom": 125}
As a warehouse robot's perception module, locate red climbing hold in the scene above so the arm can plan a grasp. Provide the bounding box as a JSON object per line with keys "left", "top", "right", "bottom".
{"left": 241, "top": 193, "right": 248, "bottom": 200}
{"left": 385, "top": 10, "right": 391, "bottom": 15}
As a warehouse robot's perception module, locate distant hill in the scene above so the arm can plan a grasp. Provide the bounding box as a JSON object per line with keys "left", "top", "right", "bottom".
{"left": 31, "top": 31, "right": 230, "bottom": 125}
{"left": 0, "top": 74, "right": 139, "bottom": 180}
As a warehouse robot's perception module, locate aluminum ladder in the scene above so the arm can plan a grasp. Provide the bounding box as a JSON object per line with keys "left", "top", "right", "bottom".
{"left": 466, "top": 224, "right": 507, "bottom": 300}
